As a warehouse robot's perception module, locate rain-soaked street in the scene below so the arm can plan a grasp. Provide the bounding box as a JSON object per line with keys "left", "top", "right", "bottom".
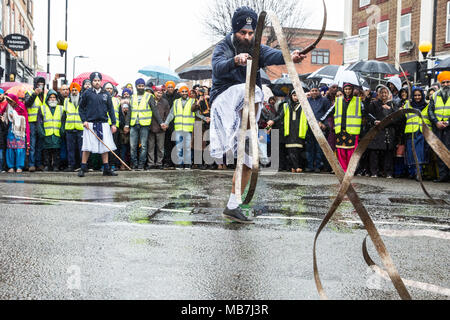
{"left": 0, "top": 169, "right": 448, "bottom": 300}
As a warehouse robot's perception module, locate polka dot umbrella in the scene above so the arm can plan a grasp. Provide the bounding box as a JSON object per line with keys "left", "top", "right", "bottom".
{"left": 72, "top": 72, "right": 118, "bottom": 87}
{"left": 6, "top": 83, "right": 34, "bottom": 99}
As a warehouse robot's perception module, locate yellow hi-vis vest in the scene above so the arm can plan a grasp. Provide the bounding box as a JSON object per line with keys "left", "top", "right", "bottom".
{"left": 421, "top": 105, "right": 432, "bottom": 130}
{"left": 283, "top": 102, "right": 308, "bottom": 139}
{"left": 432, "top": 91, "right": 450, "bottom": 121}
{"left": 404, "top": 101, "right": 421, "bottom": 134}
{"left": 130, "top": 93, "right": 153, "bottom": 127}
{"left": 64, "top": 98, "right": 83, "bottom": 131}
{"left": 27, "top": 92, "right": 47, "bottom": 123}
{"left": 41, "top": 104, "right": 63, "bottom": 137}
{"left": 108, "top": 97, "right": 121, "bottom": 127}
{"left": 404, "top": 101, "right": 432, "bottom": 134}
{"left": 174, "top": 98, "right": 196, "bottom": 133}
{"left": 334, "top": 96, "right": 362, "bottom": 135}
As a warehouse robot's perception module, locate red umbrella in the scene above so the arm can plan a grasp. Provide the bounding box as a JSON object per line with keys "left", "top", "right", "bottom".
{"left": 73, "top": 72, "right": 119, "bottom": 87}
{"left": 0, "top": 82, "right": 29, "bottom": 92}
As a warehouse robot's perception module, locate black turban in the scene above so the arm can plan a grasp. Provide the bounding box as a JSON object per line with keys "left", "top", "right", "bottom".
{"left": 232, "top": 7, "right": 258, "bottom": 34}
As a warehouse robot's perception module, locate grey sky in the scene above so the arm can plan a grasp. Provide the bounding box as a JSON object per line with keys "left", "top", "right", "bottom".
{"left": 34, "top": 0, "right": 344, "bottom": 88}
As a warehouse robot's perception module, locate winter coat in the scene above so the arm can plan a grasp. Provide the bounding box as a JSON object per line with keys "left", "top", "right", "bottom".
{"left": 276, "top": 99, "right": 306, "bottom": 145}
{"left": 0, "top": 115, "right": 7, "bottom": 150}
{"left": 37, "top": 90, "right": 63, "bottom": 150}
{"left": 151, "top": 98, "right": 170, "bottom": 134}
{"left": 79, "top": 88, "right": 116, "bottom": 124}
{"left": 366, "top": 99, "right": 398, "bottom": 151}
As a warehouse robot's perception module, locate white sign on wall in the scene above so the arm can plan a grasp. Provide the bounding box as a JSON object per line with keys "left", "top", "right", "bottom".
{"left": 344, "top": 36, "right": 360, "bottom": 65}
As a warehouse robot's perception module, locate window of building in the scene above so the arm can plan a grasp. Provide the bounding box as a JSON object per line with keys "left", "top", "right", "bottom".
{"left": 447, "top": 2, "right": 450, "bottom": 43}
{"left": 311, "top": 49, "right": 330, "bottom": 65}
{"left": 0, "top": 0, "right": 3, "bottom": 35}
{"left": 360, "top": 0, "right": 370, "bottom": 7}
{"left": 400, "top": 14, "right": 411, "bottom": 52}
{"left": 6, "top": 4, "right": 10, "bottom": 35}
{"left": 359, "top": 27, "right": 369, "bottom": 61}
{"left": 11, "top": 9, "right": 15, "bottom": 33}
{"left": 376, "top": 20, "right": 389, "bottom": 58}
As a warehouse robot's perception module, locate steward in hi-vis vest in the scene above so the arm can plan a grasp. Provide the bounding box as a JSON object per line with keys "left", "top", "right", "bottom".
{"left": 275, "top": 90, "right": 307, "bottom": 173}
{"left": 162, "top": 85, "right": 200, "bottom": 170}
{"left": 334, "top": 83, "right": 362, "bottom": 172}
{"left": 124, "top": 78, "right": 162, "bottom": 170}
{"left": 24, "top": 76, "right": 47, "bottom": 171}
{"left": 37, "top": 90, "right": 64, "bottom": 172}
{"left": 404, "top": 87, "right": 429, "bottom": 178}
{"left": 62, "top": 83, "right": 84, "bottom": 172}
{"left": 428, "top": 71, "right": 450, "bottom": 182}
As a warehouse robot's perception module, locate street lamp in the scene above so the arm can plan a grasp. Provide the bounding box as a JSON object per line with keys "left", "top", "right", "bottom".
{"left": 419, "top": 41, "right": 436, "bottom": 86}
{"left": 419, "top": 41, "right": 433, "bottom": 60}
{"left": 57, "top": 41, "right": 68, "bottom": 57}
{"left": 73, "top": 55, "right": 89, "bottom": 80}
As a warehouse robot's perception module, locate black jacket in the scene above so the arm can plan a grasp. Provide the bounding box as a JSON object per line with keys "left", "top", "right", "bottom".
{"left": 210, "top": 33, "right": 285, "bottom": 104}
{"left": 0, "top": 117, "right": 7, "bottom": 150}
{"left": 79, "top": 88, "right": 116, "bottom": 124}
{"left": 366, "top": 100, "right": 398, "bottom": 150}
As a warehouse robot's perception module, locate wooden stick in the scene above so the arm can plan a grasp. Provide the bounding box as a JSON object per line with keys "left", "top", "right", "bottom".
{"left": 87, "top": 127, "right": 132, "bottom": 171}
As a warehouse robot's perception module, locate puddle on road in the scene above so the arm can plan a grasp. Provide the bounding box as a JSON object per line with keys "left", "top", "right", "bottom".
{"left": 389, "top": 198, "right": 449, "bottom": 206}
{"left": 0, "top": 200, "right": 55, "bottom": 206}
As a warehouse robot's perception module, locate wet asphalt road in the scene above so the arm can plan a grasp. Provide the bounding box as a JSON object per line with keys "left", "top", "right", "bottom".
{"left": 0, "top": 169, "right": 448, "bottom": 300}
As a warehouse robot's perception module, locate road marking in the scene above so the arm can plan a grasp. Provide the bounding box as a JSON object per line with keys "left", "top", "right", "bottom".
{"left": 3, "top": 195, "right": 127, "bottom": 208}
{"left": 379, "top": 229, "right": 450, "bottom": 240}
{"left": 3, "top": 195, "right": 448, "bottom": 229}
{"left": 2, "top": 196, "right": 193, "bottom": 214}
{"left": 370, "top": 265, "right": 450, "bottom": 297}
{"left": 255, "top": 216, "right": 449, "bottom": 229}
{"left": 140, "top": 206, "right": 192, "bottom": 214}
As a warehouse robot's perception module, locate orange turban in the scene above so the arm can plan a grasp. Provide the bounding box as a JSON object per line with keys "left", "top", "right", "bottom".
{"left": 165, "top": 81, "right": 176, "bottom": 88}
{"left": 438, "top": 71, "right": 450, "bottom": 83}
{"left": 178, "top": 85, "right": 189, "bottom": 93}
{"left": 70, "top": 82, "right": 81, "bottom": 92}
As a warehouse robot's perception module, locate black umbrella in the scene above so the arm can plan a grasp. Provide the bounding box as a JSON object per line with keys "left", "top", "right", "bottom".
{"left": 260, "top": 69, "right": 271, "bottom": 85}
{"left": 347, "top": 60, "right": 399, "bottom": 75}
{"left": 307, "top": 65, "right": 344, "bottom": 80}
{"left": 270, "top": 77, "right": 310, "bottom": 96}
{"left": 433, "top": 57, "right": 450, "bottom": 71}
{"left": 178, "top": 65, "right": 212, "bottom": 80}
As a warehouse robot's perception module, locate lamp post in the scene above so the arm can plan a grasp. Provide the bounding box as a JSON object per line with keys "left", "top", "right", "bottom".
{"left": 73, "top": 56, "right": 89, "bottom": 80}
{"left": 64, "top": 0, "right": 68, "bottom": 85}
{"left": 419, "top": 41, "right": 434, "bottom": 86}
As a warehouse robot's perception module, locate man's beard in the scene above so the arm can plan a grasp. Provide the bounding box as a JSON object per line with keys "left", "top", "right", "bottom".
{"left": 233, "top": 35, "right": 255, "bottom": 55}
{"left": 71, "top": 94, "right": 79, "bottom": 106}
{"left": 137, "top": 89, "right": 145, "bottom": 95}
{"left": 441, "top": 86, "right": 450, "bottom": 101}
{"left": 48, "top": 101, "right": 58, "bottom": 108}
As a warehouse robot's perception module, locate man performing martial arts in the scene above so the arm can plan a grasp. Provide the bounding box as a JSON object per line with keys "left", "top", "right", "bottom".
{"left": 78, "top": 72, "right": 118, "bottom": 178}
{"left": 209, "top": 7, "right": 306, "bottom": 223}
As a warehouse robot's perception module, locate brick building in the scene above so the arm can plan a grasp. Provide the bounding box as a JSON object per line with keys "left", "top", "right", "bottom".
{"left": 344, "top": 0, "right": 450, "bottom": 85}
{"left": 175, "top": 27, "right": 344, "bottom": 87}
{"left": 0, "top": 0, "right": 36, "bottom": 84}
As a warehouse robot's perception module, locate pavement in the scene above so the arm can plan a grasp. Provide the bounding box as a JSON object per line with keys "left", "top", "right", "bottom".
{"left": 0, "top": 169, "right": 448, "bottom": 300}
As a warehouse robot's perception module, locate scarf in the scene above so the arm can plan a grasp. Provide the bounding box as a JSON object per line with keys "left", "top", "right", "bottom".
{"left": 411, "top": 88, "right": 426, "bottom": 111}
{"left": 5, "top": 105, "right": 26, "bottom": 139}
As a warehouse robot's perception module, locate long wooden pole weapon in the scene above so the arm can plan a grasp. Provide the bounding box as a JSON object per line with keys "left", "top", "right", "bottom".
{"left": 87, "top": 127, "right": 132, "bottom": 171}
